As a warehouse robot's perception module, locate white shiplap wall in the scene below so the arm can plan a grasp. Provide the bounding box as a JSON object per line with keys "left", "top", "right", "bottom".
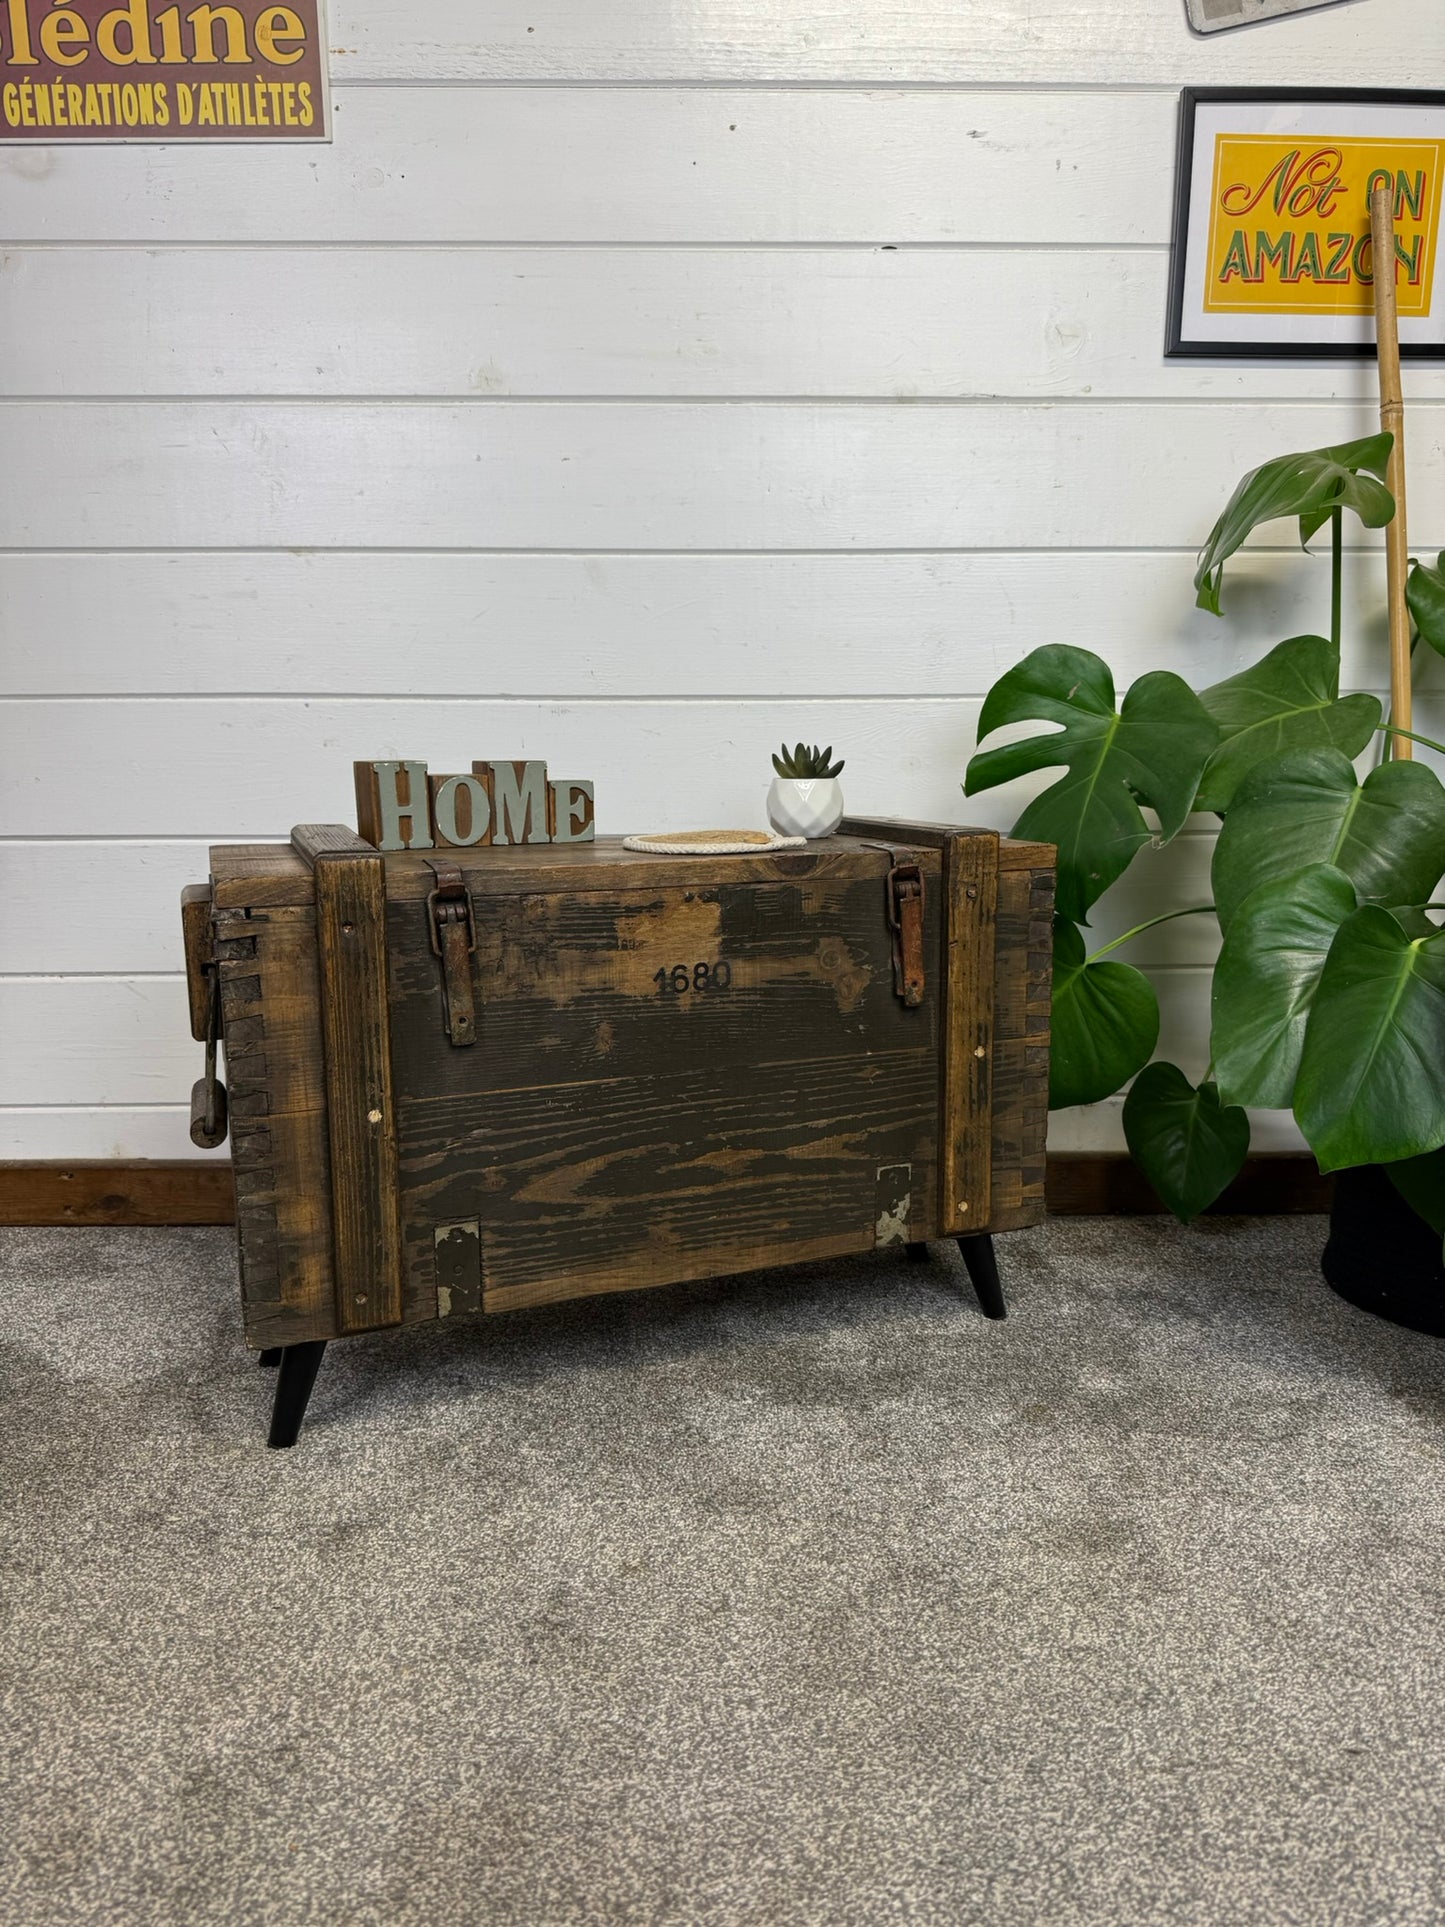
{"left": 2, "top": 0, "right": 1443, "bottom": 1162}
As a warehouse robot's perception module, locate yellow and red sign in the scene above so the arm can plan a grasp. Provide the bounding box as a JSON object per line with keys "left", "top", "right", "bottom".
{"left": 1204, "top": 133, "right": 1444, "bottom": 317}
{"left": 0, "top": 0, "right": 329, "bottom": 140}
{"left": 1168, "top": 93, "right": 1445, "bottom": 356}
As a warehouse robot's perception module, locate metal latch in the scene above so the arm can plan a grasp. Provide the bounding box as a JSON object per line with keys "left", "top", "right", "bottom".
{"left": 189, "top": 967, "right": 229, "bottom": 1148}
{"left": 426, "top": 860, "right": 478, "bottom": 1047}
{"left": 886, "top": 861, "right": 926, "bottom": 1007}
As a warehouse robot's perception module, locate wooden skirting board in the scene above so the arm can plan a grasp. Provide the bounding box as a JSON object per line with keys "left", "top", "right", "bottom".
{"left": 0, "top": 1156, "right": 1332, "bottom": 1227}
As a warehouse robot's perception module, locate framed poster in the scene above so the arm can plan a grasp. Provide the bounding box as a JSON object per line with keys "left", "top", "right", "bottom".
{"left": 1167, "top": 88, "right": 1445, "bottom": 358}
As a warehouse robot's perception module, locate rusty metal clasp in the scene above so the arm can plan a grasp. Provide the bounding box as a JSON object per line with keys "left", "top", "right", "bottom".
{"left": 189, "top": 967, "right": 229, "bottom": 1148}
{"left": 426, "top": 860, "right": 478, "bottom": 1047}
{"left": 886, "top": 861, "right": 926, "bottom": 1007}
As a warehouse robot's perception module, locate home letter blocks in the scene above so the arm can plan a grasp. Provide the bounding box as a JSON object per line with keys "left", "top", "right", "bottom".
{"left": 355, "top": 760, "right": 596, "bottom": 851}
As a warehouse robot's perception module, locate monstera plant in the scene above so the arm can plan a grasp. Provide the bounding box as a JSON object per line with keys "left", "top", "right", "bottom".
{"left": 965, "top": 433, "right": 1445, "bottom": 1244}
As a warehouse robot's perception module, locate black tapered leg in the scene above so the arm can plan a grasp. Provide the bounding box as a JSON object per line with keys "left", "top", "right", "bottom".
{"left": 266, "top": 1341, "right": 327, "bottom": 1448}
{"left": 905, "top": 1240, "right": 930, "bottom": 1263}
{"left": 957, "top": 1234, "right": 1006, "bottom": 1320}
{"left": 258, "top": 1347, "right": 283, "bottom": 1368}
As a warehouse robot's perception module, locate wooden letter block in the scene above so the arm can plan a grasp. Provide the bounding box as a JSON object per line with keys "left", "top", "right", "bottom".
{"left": 550, "top": 778, "right": 596, "bottom": 844}
{"left": 355, "top": 760, "right": 435, "bottom": 852}
{"left": 477, "top": 760, "right": 552, "bottom": 845}
{"left": 429, "top": 773, "right": 493, "bottom": 848}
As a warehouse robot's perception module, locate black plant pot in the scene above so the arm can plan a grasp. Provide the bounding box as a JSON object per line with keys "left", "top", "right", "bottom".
{"left": 1321, "top": 1163, "right": 1445, "bottom": 1336}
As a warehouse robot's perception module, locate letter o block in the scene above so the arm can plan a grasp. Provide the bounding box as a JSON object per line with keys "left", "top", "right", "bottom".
{"left": 431, "top": 773, "right": 492, "bottom": 848}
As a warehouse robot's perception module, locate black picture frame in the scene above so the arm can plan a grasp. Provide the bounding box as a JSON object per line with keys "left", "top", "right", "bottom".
{"left": 1166, "top": 86, "right": 1445, "bottom": 360}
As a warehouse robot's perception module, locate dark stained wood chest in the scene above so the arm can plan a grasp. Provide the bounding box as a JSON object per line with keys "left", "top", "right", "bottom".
{"left": 183, "top": 817, "right": 1054, "bottom": 1442}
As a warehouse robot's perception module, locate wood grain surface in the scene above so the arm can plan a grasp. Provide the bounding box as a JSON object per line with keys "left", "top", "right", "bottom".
{"left": 314, "top": 853, "right": 404, "bottom": 1334}
{"left": 984, "top": 859, "right": 1055, "bottom": 1235}
{"left": 0, "top": 1161, "right": 236, "bottom": 1224}
{"left": 180, "top": 883, "right": 213, "bottom": 1043}
{"left": 944, "top": 834, "right": 1001, "bottom": 1234}
{"left": 0, "top": 954, "right": 1265, "bottom": 1133}
{"left": 383, "top": 845, "right": 943, "bottom": 1316}
{"left": 214, "top": 901, "right": 336, "bottom": 1349}
{"left": 835, "top": 816, "right": 1019, "bottom": 1235}
{"left": 0, "top": 1155, "right": 1334, "bottom": 1225}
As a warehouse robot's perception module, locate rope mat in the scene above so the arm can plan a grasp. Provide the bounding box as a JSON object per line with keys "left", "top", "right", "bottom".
{"left": 622, "top": 830, "right": 808, "bottom": 855}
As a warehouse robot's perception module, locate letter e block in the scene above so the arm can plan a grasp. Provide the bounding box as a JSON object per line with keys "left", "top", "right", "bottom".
{"left": 550, "top": 778, "right": 595, "bottom": 843}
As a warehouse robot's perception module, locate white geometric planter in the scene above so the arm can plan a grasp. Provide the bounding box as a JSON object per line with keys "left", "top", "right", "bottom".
{"left": 767, "top": 776, "right": 844, "bottom": 839}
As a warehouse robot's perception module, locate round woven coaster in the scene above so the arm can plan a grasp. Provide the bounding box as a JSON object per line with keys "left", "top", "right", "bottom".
{"left": 621, "top": 830, "right": 808, "bottom": 854}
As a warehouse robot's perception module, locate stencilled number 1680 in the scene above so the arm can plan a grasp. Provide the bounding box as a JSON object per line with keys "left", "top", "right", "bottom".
{"left": 653, "top": 961, "right": 733, "bottom": 996}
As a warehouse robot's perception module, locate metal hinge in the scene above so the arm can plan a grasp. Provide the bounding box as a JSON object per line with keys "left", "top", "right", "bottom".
{"left": 426, "top": 861, "right": 478, "bottom": 1047}
{"left": 435, "top": 1219, "right": 483, "bottom": 1317}
{"left": 886, "top": 861, "right": 926, "bottom": 1007}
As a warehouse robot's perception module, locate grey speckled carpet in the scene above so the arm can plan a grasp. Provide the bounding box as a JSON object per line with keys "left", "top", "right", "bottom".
{"left": 2, "top": 1219, "right": 1445, "bottom": 1927}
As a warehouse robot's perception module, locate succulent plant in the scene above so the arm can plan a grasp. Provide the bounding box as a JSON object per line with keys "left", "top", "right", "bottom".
{"left": 771, "top": 741, "right": 845, "bottom": 780}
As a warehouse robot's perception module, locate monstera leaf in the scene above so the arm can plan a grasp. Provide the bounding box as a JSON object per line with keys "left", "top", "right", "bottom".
{"left": 1407, "top": 552, "right": 1445, "bottom": 658}
{"left": 1194, "top": 434, "right": 1394, "bottom": 616}
{"left": 1211, "top": 863, "right": 1357, "bottom": 1109}
{"left": 1049, "top": 918, "right": 1160, "bottom": 1111}
{"left": 1122, "top": 1063, "right": 1250, "bottom": 1222}
{"left": 965, "top": 645, "right": 1219, "bottom": 923}
{"left": 1295, "top": 907, "right": 1445, "bottom": 1172}
{"left": 1194, "top": 635, "right": 1381, "bottom": 813}
{"left": 1212, "top": 750, "right": 1445, "bottom": 932}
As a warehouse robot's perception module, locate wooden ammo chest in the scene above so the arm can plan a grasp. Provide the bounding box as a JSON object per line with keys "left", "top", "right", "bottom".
{"left": 182, "top": 816, "right": 1054, "bottom": 1445}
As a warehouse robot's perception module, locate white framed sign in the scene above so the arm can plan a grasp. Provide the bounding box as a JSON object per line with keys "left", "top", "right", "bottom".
{"left": 1167, "top": 88, "right": 1445, "bottom": 358}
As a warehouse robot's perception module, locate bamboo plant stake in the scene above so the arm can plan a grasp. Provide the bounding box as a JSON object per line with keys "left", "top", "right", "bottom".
{"left": 1370, "top": 182, "right": 1413, "bottom": 758}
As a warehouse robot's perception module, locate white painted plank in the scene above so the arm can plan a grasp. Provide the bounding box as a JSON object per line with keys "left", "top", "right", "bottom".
{"left": 0, "top": 978, "right": 196, "bottom": 1106}
{"left": 10, "top": 682, "right": 1435, "bottom": 844}
{"left": 0, "top": 550, "right": 1394, "bottom": 698}
{"left": 324, "top": 0, "right": 1433, "bottom": 86}
{"left": 0, "top": 843, "right": 209, "bottom": 975}
{"left": 0, "top": 696, "right": 1001, "bottom": 837}
{"left": 9, "top": 246, "right": 1440, "bottom": 404}
{"left": 1084, "top": 835, "right": 1221, "bottom": 972}
{"left": 4, "top": 400, "right": 1438, "bottom": 551}
{"left": 0, "top": 1108, "right": 226, "bottom": 1160}
{"left": 0, "top": 88, "right": 1176, "bottom": 244}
